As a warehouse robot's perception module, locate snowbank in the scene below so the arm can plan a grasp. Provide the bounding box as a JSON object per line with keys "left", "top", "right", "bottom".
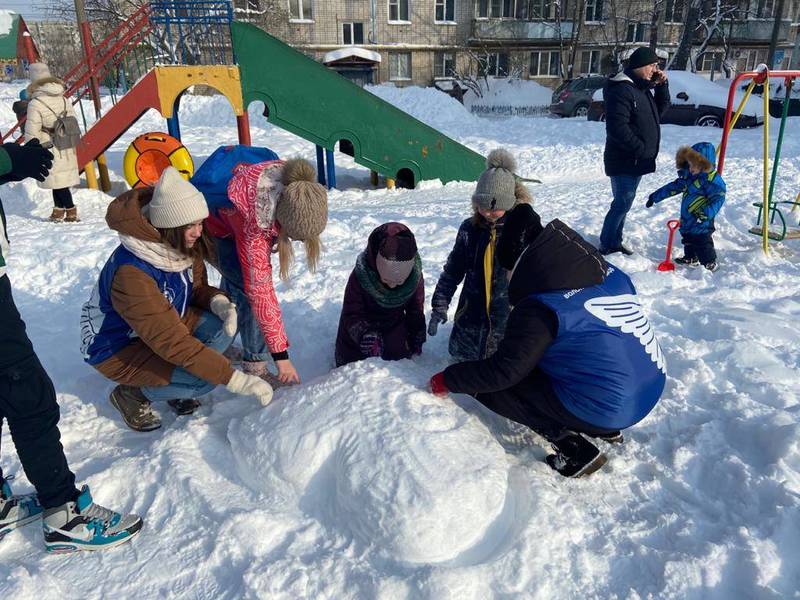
{"left": 463, "top": 77, "right": 553, "bottom": 109}
{"left": 0, "top": 11, "right": 14, "bottom": 38}
{"left": 366, "top": 82, "right": 475, "bottom": 132}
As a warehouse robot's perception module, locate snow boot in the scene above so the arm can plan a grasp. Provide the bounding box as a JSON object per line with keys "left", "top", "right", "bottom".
{"left": 675, "top": 256, "right": 700, "bottom": 266}
{"left": 703, "top": 261, "right": 719, "bottom": 272}
{"left": 64, "top": 207, "right": 80, "bottom": 222}
{"left": 599, "top": 244, "right": 633, "bottom": 256}
{"left": 167, "top": 398, "right": 201, "bottom": 416}
{"left": 42, "top": 485, "right": 142, "bottom": 553}
{"left": 109, "top": 385, "right": 161, "bottom": 431}
{"left": 545, "top": 432, "right": 607, "bottom": 478}
{"left": 0, "top": 476, "right": 43, "bottom": 540}
{"left": 243, "top": 360, "right": 285, "bottom": 389}
{"left": 48, "top": 208, "right": 65, "bottom": 222}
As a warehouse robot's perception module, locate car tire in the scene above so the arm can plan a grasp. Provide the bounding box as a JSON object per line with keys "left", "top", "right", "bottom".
{"left": 572, "top": 104, "right": 589, "bottom": 118}
{"left": 696, "top": 114, "right": 722, "bottom": 127}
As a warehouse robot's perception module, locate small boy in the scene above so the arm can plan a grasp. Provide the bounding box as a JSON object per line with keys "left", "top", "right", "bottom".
{"left": 646, "top": 142, "right": 726, "bottom": 272}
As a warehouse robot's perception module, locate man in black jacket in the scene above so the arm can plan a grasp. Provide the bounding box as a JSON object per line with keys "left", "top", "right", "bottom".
{"left": 599, "top": 47, "right": 670, "bottom": 255}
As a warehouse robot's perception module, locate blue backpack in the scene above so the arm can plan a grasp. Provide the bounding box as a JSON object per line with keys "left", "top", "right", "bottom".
{"left": 191, "top": 145, "right": 280, "bottom": 213}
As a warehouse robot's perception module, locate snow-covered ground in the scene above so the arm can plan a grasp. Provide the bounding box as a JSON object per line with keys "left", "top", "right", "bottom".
{"left": 1, "top": 82, "right": 799, "bottom": 599}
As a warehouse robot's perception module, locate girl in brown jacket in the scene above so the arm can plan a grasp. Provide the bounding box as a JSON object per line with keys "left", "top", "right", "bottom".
{"left": 80, "top": 168, "right": 273, "bottom": 431}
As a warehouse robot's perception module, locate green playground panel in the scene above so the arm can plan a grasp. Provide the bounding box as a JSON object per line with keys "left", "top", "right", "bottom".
{"left": 231, "top": 21, "right": 486, "bottom": 187}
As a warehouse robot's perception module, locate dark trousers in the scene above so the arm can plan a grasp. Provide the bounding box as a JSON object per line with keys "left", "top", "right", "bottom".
{"left": 474, "top": 368, "right": 618, "bottom": 441}
{"left": 52, "top": 188, "right": 74, "bottom": 210}
{"left": 0, "top": 275, "right": 78, "bottom": 509}
{"left": 599, "top": 174, "right": 642, "bottom": 250}
{"left": 681, "top": 231, "right": 716, "bottom": 264}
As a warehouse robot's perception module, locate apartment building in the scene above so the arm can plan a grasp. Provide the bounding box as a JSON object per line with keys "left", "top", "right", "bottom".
{"left": 242, "top": 0, "right": 800, "bottom": 88}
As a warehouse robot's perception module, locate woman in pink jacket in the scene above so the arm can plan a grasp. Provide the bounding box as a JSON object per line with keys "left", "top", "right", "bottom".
{"left": 204, "top": 158, "right": 327, "bottom": 384}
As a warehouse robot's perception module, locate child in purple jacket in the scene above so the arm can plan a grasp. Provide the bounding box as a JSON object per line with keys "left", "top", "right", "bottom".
{"left": 335, "top": 222, "right": 426, "bottom": 367}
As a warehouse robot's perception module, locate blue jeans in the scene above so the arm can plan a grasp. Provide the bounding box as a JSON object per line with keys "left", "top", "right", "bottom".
{"left": 140, "top": 311, "right": 233, "bottom": 402}
{"left": 600, "top": 175, "right": 642, "bottom": 250}
{"left": 214, "top": 237, "right": 269, "bottom": 362}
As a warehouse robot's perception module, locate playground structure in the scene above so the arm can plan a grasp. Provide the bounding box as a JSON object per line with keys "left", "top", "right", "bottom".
{"left": 1, "top": 2, "right": 485, "bottom": 192}
{"left": 718, "top": 66, "right": 800, "bottom": 254}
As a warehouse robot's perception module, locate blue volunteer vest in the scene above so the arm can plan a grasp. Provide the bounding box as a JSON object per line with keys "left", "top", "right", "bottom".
{"left": 80, "top": 245, "right": 194, "bottom": 365}
{"left": 530, "top": 265, "right": 666, "bottom": 430}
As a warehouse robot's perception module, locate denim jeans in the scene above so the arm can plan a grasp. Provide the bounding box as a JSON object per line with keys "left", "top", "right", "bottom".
{"left": 600, "top": 175, "right": 642, "bottom": 250}
{"left": 214, "top": 237, "right": 269, "bottom": 362}
{"left": 140, "top": 310, "right": 233, "bottom": 402}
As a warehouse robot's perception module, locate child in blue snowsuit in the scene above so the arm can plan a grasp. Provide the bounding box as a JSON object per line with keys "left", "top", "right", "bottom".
{"left": 646, "top": 142, "right": 726, "bottom": 271}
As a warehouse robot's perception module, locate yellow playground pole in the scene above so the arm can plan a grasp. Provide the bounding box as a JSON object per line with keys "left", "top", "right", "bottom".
{"left": 84, "top": 161, "right": 99, "bottom": 190}
{"left": 762, "top": 77, "right": 770, "bottom": 254}
{"left": 718, "top": 80, "right": 758, "bottom": 156}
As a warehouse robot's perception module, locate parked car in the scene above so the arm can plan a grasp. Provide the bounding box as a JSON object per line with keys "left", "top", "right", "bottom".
{"left": 550, "top": 76, "right": 607, "bottom": 118}
{"left": 587, "top": 70, "right": 764, "bottom": 128}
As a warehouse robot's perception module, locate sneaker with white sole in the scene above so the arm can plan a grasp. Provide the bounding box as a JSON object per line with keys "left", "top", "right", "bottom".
{"left": 42, "top": 485, "right": 142, "bottom": 553}
{"left": 0, "top": 476, "right": 43, "bottom": 540}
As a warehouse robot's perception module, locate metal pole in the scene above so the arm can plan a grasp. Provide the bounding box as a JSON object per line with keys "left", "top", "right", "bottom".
{"left": 325, "top": 149, "right": 336, "bottom": 190}
{"left": 315, "top": 145, "right": 326, "bottom": 186}
{"left": 75, "top": 0, "right": 111, "bottom": 191}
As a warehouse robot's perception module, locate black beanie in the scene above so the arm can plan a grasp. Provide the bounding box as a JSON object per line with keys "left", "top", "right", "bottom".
{"left": 627, "top": 47, "right": 660, "bottom": 70}
{"left": 497, "top": 203, "right": 544, "bottom": 270}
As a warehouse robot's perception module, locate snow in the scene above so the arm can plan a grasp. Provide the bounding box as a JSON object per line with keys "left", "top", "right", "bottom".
{"left": 1, "top": 79, "right": 800, "bottom": 598}
{"left": 324, "top": 47, "right": 381, "bottom": 64}
{"left": 463, "top": 77, "right": 553, "bottom": 109}
{"left": 0, "top": 11, "right": 14, "bottom": 38}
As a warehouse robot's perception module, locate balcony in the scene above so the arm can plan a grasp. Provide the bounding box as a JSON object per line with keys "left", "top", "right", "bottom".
{"left": 471, "top": 19, "right": 574, "bottom": 43}
{"left": 727, "top": 19, "right": 790, "bottom": 42}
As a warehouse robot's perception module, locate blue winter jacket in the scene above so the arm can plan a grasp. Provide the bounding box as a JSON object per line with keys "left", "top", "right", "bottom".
{"left": 649, "top": 142, "right": 726, "bottom": 235}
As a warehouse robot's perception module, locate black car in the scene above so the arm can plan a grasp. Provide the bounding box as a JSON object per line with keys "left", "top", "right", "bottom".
{"left": 549, "top": 76, "right": 607, "bottom": 118}
{"left": 587, "top": 71, "right": 763, "bottom": 128}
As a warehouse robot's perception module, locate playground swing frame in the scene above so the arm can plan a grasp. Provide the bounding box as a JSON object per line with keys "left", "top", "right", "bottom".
{"left": 717, "top": 67, "right": 800, "bottom": 254}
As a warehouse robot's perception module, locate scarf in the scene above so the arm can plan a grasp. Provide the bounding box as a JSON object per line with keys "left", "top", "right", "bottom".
{"left": 119, "top": 233, "right": 193, "bottom": 273}
{"left": 354, "top": 251, "right": 422, "bottom": 309}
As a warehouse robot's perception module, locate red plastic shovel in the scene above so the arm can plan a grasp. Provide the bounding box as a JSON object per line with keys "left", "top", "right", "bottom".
{"left": 657, "top": 219, "right": 681, "bottom": 272}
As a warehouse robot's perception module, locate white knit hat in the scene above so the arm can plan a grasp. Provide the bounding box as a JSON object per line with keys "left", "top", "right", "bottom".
{"left": 149, "top": 167, "right": 209, "bottom": 228}
{"left": 28, "top": 62, "right": 51, "bottom": 83}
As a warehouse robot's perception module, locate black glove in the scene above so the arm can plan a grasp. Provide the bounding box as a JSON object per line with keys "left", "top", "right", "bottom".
{"left": 2, "top": 140, "right": 53, "bottom": 182}
{"left": 645, "top": 194, "right": 656, "bottom": 208}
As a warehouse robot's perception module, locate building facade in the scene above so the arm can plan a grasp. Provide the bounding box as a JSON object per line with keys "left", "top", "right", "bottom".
{"left": 239, "top": 0, "right": 800, "bottom": 88}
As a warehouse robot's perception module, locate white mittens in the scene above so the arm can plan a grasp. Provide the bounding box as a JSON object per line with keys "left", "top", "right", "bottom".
{"left": 210, "top": 295, "right": 238, "bottom": 337}
{"left": 226, "top": 370, "right": 274, "bottom": 406}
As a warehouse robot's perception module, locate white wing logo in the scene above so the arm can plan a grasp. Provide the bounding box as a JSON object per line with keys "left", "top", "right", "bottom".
{"left": 584, "top": 294, "right": 665, "bottom": 373}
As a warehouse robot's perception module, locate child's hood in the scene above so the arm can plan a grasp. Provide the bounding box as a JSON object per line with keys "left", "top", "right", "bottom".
{"left": 676, "top": 142, "right": 716, "bottom": 173}
{"left": 226, "top": 159, "right": 285, "bottom": 231}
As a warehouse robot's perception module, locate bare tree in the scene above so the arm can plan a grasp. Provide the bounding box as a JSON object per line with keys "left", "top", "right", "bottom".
{"left": 647, "top": 0, "right": 666, "bottom": 49}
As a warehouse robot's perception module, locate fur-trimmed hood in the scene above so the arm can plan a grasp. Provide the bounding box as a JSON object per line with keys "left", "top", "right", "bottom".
{"left": 676, "top": 142, "right": 716, "bottom": 173}
{"left": 27, "top": 77, "right": 66, "bottom": 97}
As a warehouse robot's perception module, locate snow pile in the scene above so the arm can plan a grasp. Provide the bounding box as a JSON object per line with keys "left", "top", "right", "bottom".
{"left": 366, "top": 82, "right": 474, "bottom": 132}
{"left": 463, "top": 77, "right": 553, "bottom": 109}
{"left": 1, "top": 82, "right": 800, "bottom": 598}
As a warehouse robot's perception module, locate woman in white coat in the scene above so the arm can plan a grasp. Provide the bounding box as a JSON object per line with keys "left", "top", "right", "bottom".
{"left": 24, "top": 62, "right": 81, "bottom": 222}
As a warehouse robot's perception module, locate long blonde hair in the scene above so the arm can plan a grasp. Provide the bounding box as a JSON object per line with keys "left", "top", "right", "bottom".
{"left": 276, "top": 230, "right": 321, "bottom": 282}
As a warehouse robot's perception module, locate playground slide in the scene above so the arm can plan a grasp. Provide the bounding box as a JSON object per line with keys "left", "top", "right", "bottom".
{"left": 76, "top": 71, "right": 161, "bottom": 171}
{"left": 231, "top": 22, "right": 485, "bottom": 188}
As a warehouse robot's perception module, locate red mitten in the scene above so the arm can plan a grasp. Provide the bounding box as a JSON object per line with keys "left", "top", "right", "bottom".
{"left": 429, "top": 372, "right": 449, "bottom": 397}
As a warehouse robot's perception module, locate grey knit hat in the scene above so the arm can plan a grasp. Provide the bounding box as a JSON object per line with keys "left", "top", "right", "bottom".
{"left": 28, "top": 62, "right": 51, "bottom": 83}
{"left": 149, "top": 166, "right": 209, "bottom": 228}
{"left": 472, "top": 149, "right": 518, "bottom": 212}
{"left": 276, "top": 158, "right": 328, "bottom": 240}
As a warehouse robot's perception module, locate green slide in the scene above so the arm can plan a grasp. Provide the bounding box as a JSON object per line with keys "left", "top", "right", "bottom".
{"left": 231, "top": 21, "right": 485, "bottom": 187}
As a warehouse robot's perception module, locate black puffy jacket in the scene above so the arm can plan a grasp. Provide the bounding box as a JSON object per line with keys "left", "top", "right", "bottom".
{"left": 603, "top": 70, "right": 670, "bottom": 177}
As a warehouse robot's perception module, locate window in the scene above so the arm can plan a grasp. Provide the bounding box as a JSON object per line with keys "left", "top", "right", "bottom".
{"left": 389, "top": 52, "right": 412, "bottom": 80}
{"left": 530, "top": 50, "right": 560, "bottom": 76}
{"left": 476, "top": 0, "right": 514, "bottom": 18}
{"left": 479, "top": 52, "right": 509, "bottom": 76}
{"left": 758, "top": 0, "right": 776, "bottom": 18}
{"left": 288, "top": 0, "right": 312, "bottom": 20}
{"left": 235, "top": 0, "right": 260, "bottom": 10}
{"left": 436, "top": 0, "right": 456, "bottom": 21}
{"left": 514, "top": 0, "right": 550, "bottom": 18}
{"left": 580, "top": 50, "right": 601, "bottom": 74}
{"left": 342, "top": 22, "right": 365, "bottom": 44}
{"left": 389, "top": 0, "right": 410, "bottom": 21}
{"left": 663, "top": 0, "right": 685, "bottom": 23}
{"left": 585, "top": 0, "right": 603, "bottom": 21}
{"left": 626, "top": 23, "right": 646, "bottom": 42}
{"left": 435, "top": 52, "right": 456, "bottom": 78}
{"left": 700, "top": 52, "right": 723, "bottom": 72}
